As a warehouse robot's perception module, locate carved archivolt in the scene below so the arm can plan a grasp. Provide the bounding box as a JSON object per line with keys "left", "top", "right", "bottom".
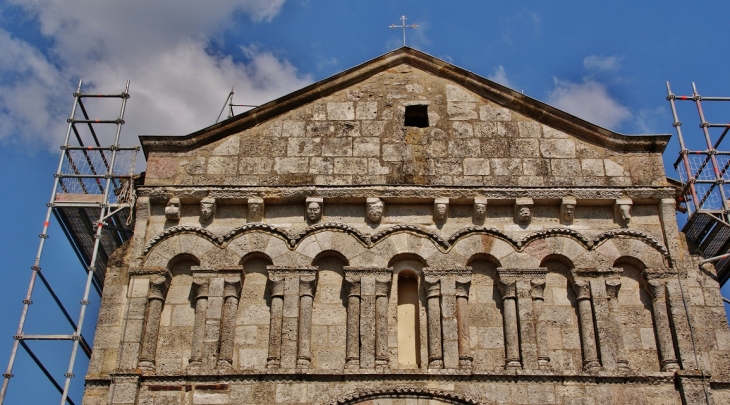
{"left": 142, "top": 223, "right": 670, "bottom": 265}
{"left": 327, "top": 386, "right": 481, "bottom": 405}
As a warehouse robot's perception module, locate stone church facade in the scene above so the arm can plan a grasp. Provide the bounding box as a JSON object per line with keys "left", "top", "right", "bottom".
{"left": 82, "top": 48, "right": 730, "bottom": 404}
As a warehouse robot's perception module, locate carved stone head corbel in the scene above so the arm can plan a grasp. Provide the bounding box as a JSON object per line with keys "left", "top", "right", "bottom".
{"left": 248, "top": 197, "right": 264, "bottom": 222}
{"left": 434, "top": 198, "right": 449, "bottom": 222}
{"left": 366, "top": 198, "right": 384, "bottom": 223}
{"left": 474, "top": 197, "right": 487, "bottom": 222}
{"left": 515, "top": 197, "right": 533, "bottom": 225}
{"left": 561, "top": 196, "right": 576, "bottom": 223}
{"left": 200, "top": 197, "right": 216, "bottom": 221}
{"left": 615, "top": 198, "right": 632, "bottom": 226}
{"left": 165, "top": 197, "right": 181, "bottom": 220}
{"left": 306, "top": 197, "right": 323, "bottom": 223}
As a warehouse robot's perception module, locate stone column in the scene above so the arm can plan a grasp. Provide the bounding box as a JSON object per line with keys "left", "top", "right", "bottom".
{"left": 455, "top": 273, "right": 473, "bottom": 369}
{"left": 297, "top": 271, "right": 317, "bottom": 368}
{"left": 137, "top": 275, "right": 171, "bottom": 370}
{"left": 498, "top": 276, "right": 521, "bottom": 370}
{"left": 266, "top": 273, "right": 285, "bottom": 369}
{"left": 374, "top": 272, "right": 391, "bottom": 368}
{"left": 217, "top": 276, "right": 242, "bottom": 369}
{"left": 424, "top": 272, "right": 443, "bottom": 369}
{"left": 572, "top": 279, "right": 601, "bottom": 371}
{"left": 188, "top": 279, "right": 209, "bottom": 370}
{"left": 644, "top": 277, "right": 680, "bottom": 372}
{"left": 605, "top": 279, "right": 630, "bottom": 371}
{"left": 344, "top": 272, "right": 361, "bottom": 369}
{"left": 531, "top": 279, "right": 551, "bottom": 371}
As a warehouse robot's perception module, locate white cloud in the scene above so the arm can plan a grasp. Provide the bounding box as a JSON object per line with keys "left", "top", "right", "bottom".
{"left": 0, "top": 0, "right": 311, "bottom": 151}
{"left": 583, "top": 55, "right": 622, "bottom": 72}
{"left": 487, "top": 65, "right": 511, "bottom": 88}
{"left": 547, "top": 78, "right": 631, "bottom": 130}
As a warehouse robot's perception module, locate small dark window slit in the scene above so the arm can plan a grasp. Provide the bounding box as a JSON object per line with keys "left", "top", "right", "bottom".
{"left": 404, "top": 105, "right": 429, "bottom": 128}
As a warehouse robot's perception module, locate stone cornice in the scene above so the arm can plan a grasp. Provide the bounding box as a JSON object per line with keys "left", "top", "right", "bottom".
{"left": 136, "top": 185, "right": 677, "bottom": 202}
{"left": 140, "top": 47, "right": 669, "bottom": 158}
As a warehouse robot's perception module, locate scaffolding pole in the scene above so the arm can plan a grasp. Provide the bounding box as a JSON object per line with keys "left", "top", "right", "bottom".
{"left": 1, "top": 80, "right": 137, "bottom": 405}
{"left": 669, "top": 82, "right": 730, "bottom": 285}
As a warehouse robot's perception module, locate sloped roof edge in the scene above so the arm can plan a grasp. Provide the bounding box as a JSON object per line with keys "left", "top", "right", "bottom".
{"left": 140, "top": 47, "right": 670, "bottom": 158}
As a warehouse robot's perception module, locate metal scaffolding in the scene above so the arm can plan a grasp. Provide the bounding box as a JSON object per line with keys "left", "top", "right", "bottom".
{"left": 1, "top": 80, "right": 138, "bottom": 405}
{"left": 668, "top": 82, "right": 730, "bottom": 285}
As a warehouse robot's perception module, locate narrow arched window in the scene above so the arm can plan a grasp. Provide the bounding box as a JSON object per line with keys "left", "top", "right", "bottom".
{"left": 397, "top": 272, "right": 421, "bottom": 368}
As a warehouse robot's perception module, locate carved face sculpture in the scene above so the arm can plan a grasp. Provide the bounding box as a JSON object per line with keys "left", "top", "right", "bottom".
{"left": 307, "top": 202, "right": 322, "bottom": 222}
{"left": 518, "top": 207, "right": 531, "bottom": 223}
{"left": 165, "top": 198, "right": 181, "bottom": 219}
{"left": 474, "top": 203, "right": 487, "bottom": 219}
{"left": 435, "top": 203, "right": 447, "bottom": 220}
{"left": 200, "top": 200, "right": 214, "bottom": 220}
{"left": 249, "top": 203, "right": 261, "bottom": 219}
{"left": 563, "top": 204, "right": 575, "bottom": 222}
{"left": 367, "top": 200, "right": 384, "bottom": 222}
{"left": 618, "top": 204, "right": 631, "bottom": 221}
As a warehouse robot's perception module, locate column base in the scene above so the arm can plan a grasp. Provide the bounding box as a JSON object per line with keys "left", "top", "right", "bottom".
{"left": 345, "top": 359, "right": 360, "bottom": 370}
{"left": 661, "top": 359, "right": 680, "bottom": 372}
{"left": 505, "top": 359, "right": 522, "bottom": 371}
{"left": 296, "top": 357, "right": 311, "bottom": 369}
{"left": 582, "top": 359, "right": 601, "bottom": 372}
{"left": 617, "top": 359, "right": 630, "bottom": 372}
{"left": 459, "top": 357, "right": 473, "bottom": 369}
{"left": 266, "top": 359, "right": 280, "bottom": 369}
{"left": 186, "top": 359, "right": 202, "bottom": 371}
{"left": 537, "top": 357, "right": 552, "bottom": 372}
{"left": 428, "top": 359, "right": 444, "bottom": 369}
{"left": 137, "top": 360, "right": 155, "bottom": 371}
{"left": 217, "top": 359, "right": 233, "bottom": 370}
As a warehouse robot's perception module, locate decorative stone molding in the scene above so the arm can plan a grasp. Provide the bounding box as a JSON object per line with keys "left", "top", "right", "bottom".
{"left": 138, "top": 185, "right": 678, "bottom": 202}
{"left": 328, "top": 386, "right": 483, "bottom": 405}
{"left": 306, "top": 197, "right": 323, "bottom": 223}
{"left": 199, "top": 197, "right": 215, "bottom": 221}
{"left": 515, "top": 197, "right": 533, "bottom": 225}
{"left": 247, "top": 197, "right": 264, "bottom": 222}
{"left": 164, "top": 197, "right": 181, "bottom": 220}
{"left": 143, "top": 222, "right": 671, "bottom": 259}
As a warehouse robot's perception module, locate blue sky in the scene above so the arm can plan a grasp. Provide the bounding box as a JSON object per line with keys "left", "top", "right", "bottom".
{"left": 1, "top": 1, "right": 730, "bottom": 402}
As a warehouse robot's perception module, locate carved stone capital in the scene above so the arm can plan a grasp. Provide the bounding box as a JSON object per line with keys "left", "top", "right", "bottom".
{"left": 223, "top": 277, "right": 242, "bottom": 299}
{"left": 645, "top": 279, "right": 667, "bottom": 301}
{"left": 572, "top": 279, "right": 591, "bottom": 300}
{"left": 455, "top": 278, "right": 471, "bottom": 298}
{"left": 191, "top": 278, "right": 209, "bottom": 299}
{"left": 497, "top": 279, "right": 517, "bottom": 300}
{"left": 530, "top": 279, "right": 546, "bottom": 300}
{"left": 148, "top": 274, "right": 171, "bottom": 301}
{"left": 345, "top": 275, "right": 361, "bottom": 297}
{"left": 424, "top": 276, "right": 441, "bottom": 297}
{"left": 267, "top": 272, "right": 286, "bottom": 298}
{"left": 605, "top": 279, "right": 622, "bottom": 299}
{"left": 375, "top": 276, "right": 391, "bottom": 297}
{"left": 299, "top": 271, "right": 317, "bottom": 297}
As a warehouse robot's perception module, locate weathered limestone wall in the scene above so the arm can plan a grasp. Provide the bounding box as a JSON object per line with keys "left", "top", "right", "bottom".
{"left": 143, "top": 66, "right": 666, "bottom": 188}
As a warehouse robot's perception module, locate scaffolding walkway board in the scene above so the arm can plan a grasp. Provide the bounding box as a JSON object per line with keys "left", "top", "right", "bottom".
{"left": 668, "top": 82, "right": 730, "bottom": 285}
{"left": 1, "top": 81, "right": 138, "bottom": 405}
